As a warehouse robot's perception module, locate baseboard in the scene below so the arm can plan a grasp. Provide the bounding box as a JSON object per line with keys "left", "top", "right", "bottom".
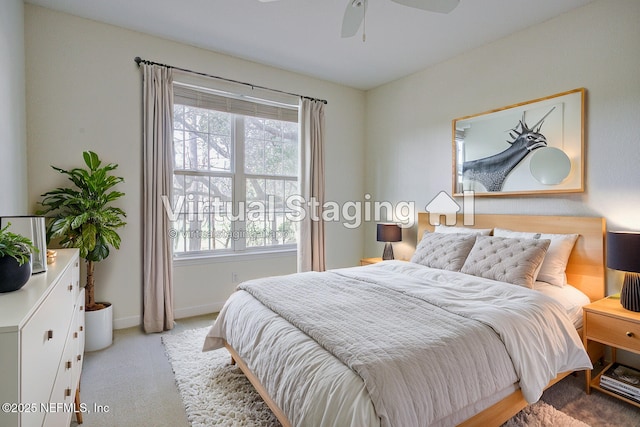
{"left": 174, "top": 302, "right": 226, "bottom": 319}
{"left": 112, "top": 301, "right": 226, "bottom": 330}
{"left": 113, "top": 315, "right": 141, "bottom": 330}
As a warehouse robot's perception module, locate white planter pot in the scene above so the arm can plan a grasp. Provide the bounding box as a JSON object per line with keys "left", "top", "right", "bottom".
{"left": 85, "top": 303, "right": 113, "bottom": 351}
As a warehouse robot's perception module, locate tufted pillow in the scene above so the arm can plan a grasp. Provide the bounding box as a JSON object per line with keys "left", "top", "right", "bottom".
{"left": 493, "top": 228, "right": 578, "bottom": 287}
{"left": 411, "top": 232, "right": 477, "bottom": 271}
{"left": 434, "top": 225, "right": 492, "bottom": 236}
{"left": 461, "top": 236, "right": 551, "bottom": 289}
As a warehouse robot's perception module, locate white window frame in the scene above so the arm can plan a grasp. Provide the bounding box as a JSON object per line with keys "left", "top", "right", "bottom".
{"left": 171, "top": 82, "right": 299, "bottom": 261}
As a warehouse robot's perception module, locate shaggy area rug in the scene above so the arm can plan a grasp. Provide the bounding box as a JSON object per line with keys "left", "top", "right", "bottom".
{"left": 162, "top": 327, "right": 590, "bottom": 427}
{"left": 163, "top": 327, "right": 280, "bottom": 427}
{"left": 503, "top": 401, "right": 589, "bottom": 427}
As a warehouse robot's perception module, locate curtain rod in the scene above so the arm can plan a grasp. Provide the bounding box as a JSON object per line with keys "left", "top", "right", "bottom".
{"left": 134, "top": 57, "right": 327, "bottom": 105}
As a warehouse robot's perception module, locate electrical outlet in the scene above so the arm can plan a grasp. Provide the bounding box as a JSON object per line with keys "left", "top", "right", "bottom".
{"left": 231, "top": 272, "right": 238, "bottom": 283}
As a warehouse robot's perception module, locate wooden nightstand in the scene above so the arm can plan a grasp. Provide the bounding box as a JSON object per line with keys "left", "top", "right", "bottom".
{"left": 583, "top": 297, "right": 640, "bottom": 407}
{"left": 360, "top": 257, "right": 383, "bottom": 266}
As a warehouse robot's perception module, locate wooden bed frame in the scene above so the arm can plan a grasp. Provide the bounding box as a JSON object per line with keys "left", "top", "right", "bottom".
{"left": 227, "top": 213, "right": 606, "bottom": 427}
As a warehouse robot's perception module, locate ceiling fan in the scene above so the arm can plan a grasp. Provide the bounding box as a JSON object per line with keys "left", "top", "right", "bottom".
{"left": 258, "top": 0, "right": 460, "bottom": 40}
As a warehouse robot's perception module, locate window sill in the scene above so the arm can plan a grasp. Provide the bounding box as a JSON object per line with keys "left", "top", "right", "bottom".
{"left": 173, "top": 247, "right": 297, "bottom": 266}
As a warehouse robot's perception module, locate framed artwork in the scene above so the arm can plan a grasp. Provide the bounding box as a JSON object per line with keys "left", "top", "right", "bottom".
{"left": 452, "top": 88, "right": 585, "bottom": 196}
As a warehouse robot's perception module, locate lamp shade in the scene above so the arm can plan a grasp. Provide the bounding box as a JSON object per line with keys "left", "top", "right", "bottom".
{"left": 607, "top": 231, "right": 640, "bottom": 312}
{"left": 607, "top": 231, "right": 640, "bottom": 273}
{"left": 377, "top": 224, "right": 402, "bottom": 243}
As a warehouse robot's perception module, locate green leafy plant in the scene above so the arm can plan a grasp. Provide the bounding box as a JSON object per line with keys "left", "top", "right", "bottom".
{"left": 0, "top": 223, "right": 37, "bottom": 266}
{"left": 37, "top": 151, "right": 126, "bottom": 311}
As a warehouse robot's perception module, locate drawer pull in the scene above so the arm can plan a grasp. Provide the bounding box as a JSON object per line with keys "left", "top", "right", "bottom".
{"left": 80, "top": 326, "right": 84, "bottom": 332}
{"left": 68, "top": 284, "right": 73, "bottom": 291}
{"left": 74, "top": 332, "right": 78, "bottom": 338}
{"left": 65, "top": 388, "right": 72, "bottom": 398}
{"left": 77, "top": 355, "right": 82, "bottom": 362}
{"left": 627, "top": 331, "right": 634, "bottom": 338}
{"left": 66, "top": 361, "right": 72, "bottom": 370}
{"left": 47, "top": 330, "right": 53, "bottom": 340}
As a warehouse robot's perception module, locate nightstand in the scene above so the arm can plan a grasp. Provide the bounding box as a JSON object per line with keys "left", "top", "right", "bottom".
{"left": 583, "top": 296, "right": 640, "bottom": 408}
{"left": 360, "top": 257, "right": 383, "bottom": 266}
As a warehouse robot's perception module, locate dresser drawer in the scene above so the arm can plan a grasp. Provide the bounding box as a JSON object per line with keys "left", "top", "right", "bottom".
{"left": 20, "top": 266, "right": 75, "bottom": 427}
{"left": 42, "top": 311, "right": 78, "bottom": 427}
{"left": 586, "top": 311, "right": 640, "bottom": 352}
{"left": 72, "top": 289, "right": 85, "bottom": 386}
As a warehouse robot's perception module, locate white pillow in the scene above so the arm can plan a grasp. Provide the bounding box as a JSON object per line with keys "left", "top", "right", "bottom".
{"left": 493, "top": 228, "right": 579, "bottom": 287}
{"left": 434, "top": 225, "right": 492, "bottom": 236}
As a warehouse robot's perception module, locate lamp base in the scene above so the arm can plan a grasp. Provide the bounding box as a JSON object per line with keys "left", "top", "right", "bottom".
{"left": 621, "top": 272, "right": 640, "bottom": 312}
{"left": 382, "top": 242, "right": 394, "bottom": 261}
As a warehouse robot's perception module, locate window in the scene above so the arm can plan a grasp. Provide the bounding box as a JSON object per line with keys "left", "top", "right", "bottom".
{"left": 171, "top": 84, "right": 299, "bottom": 257}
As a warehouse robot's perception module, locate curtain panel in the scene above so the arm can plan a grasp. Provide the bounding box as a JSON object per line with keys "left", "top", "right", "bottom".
{"left": 298, "top": 99, "right": 326, "bottom": 272}
{"left": 141, "top": 64, "right": 175, "bottom": 333}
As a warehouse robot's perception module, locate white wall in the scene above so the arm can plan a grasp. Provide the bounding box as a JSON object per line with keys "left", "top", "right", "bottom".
{"left": 365, "top": 0, "right": 640, "bottom": 296}
{"left": 25, "top": 5, "right": 366, "bottom": 328}
{"left": 23, "top": 0, "right": 639, "bottom": 332}
{"left": 0, "top": 0, "right": 27, "bottom": 216}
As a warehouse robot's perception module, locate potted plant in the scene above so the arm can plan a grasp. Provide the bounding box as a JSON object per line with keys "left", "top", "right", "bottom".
{"left": 0, "top": 223, "right": 38, "bottom": 293}
{"left": 37, "top": 151, "right": 126, "bottom": 351}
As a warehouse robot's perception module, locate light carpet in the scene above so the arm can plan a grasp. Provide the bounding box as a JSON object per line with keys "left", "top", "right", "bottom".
{"left": 162, "top": 327, "right": 589, "bottom": 427}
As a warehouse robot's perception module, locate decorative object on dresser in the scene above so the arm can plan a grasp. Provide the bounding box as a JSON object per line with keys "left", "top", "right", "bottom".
{"left": 0, "top": 249, "right": 84, "bottom": 426}
{"left": 0, "top": 222, "right": 38, "bottom": 293}
{"left": 607, "top": 231, "right": 640, "bottom": 312}
{"left": 376, "top": 223, "right": 401, "bottom": 260}
{"left": 0, "top": 216, "right": 48, "bottom": 274}
{"left": 583, "top": 296, "right": 640, "bottom": 409}
{"left": 37, "top": 151, "right": 127, "bottom": 351}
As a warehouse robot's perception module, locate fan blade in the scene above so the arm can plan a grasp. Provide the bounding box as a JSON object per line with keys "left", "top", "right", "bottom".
{"left": 390, "top": 0, "right": 459, "bottom": 14}
{"left": 341, "top": 0, "right": 366, "bottom": 38}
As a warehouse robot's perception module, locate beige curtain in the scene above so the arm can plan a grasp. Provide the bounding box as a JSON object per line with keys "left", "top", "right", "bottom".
{"left": 142, "top": 64, "right": 175, "bottom": 333}
{"left": 298, "top": 99, "right": 326, "bottom": 272}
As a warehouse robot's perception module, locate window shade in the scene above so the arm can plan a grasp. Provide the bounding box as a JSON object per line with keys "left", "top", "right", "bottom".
{"left": 174, "top": 84, "right": 298, "bottom": 123}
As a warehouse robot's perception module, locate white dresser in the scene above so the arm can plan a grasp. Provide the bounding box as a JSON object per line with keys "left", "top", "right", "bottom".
{"left": 0, "top": 249, "right": 84, "bottom": 426}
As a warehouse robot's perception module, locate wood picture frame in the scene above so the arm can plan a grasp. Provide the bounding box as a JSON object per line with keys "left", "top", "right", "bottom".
{"left": 452, "top": 88, "right": 585, "bottom": 196}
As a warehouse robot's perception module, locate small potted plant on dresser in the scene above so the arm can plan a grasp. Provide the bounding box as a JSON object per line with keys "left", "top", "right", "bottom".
{"left": 0, "top": 223, "right": 38, "bottom": 293}
{"left": 37, "top": 151, "right": 126, "bottom": 351}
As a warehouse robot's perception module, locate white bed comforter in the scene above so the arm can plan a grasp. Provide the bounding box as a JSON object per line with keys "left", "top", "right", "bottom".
{"left": 204, "top": 261, "right": 591, "bottom": 427}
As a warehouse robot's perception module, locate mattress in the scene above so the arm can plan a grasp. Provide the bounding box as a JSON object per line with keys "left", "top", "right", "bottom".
{"left": 535, "top": 282, "right": 591, "bottom": 328}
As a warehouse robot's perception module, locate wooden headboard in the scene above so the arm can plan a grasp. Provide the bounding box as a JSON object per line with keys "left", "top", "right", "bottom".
{"left": 417, "top": 213, "right": 606, "bottom": 302}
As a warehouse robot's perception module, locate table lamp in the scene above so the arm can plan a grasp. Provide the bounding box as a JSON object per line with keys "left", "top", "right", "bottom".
{"left": 377, "top": 223, "right": 401, "bottom": 260}
{"left": 607, "top": 231, "right": 640, "bottom": 312}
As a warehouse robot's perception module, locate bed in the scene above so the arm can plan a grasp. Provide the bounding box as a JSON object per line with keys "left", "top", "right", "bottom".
{"left": 203, "top": 214, "right": 605, "bottom": 426}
